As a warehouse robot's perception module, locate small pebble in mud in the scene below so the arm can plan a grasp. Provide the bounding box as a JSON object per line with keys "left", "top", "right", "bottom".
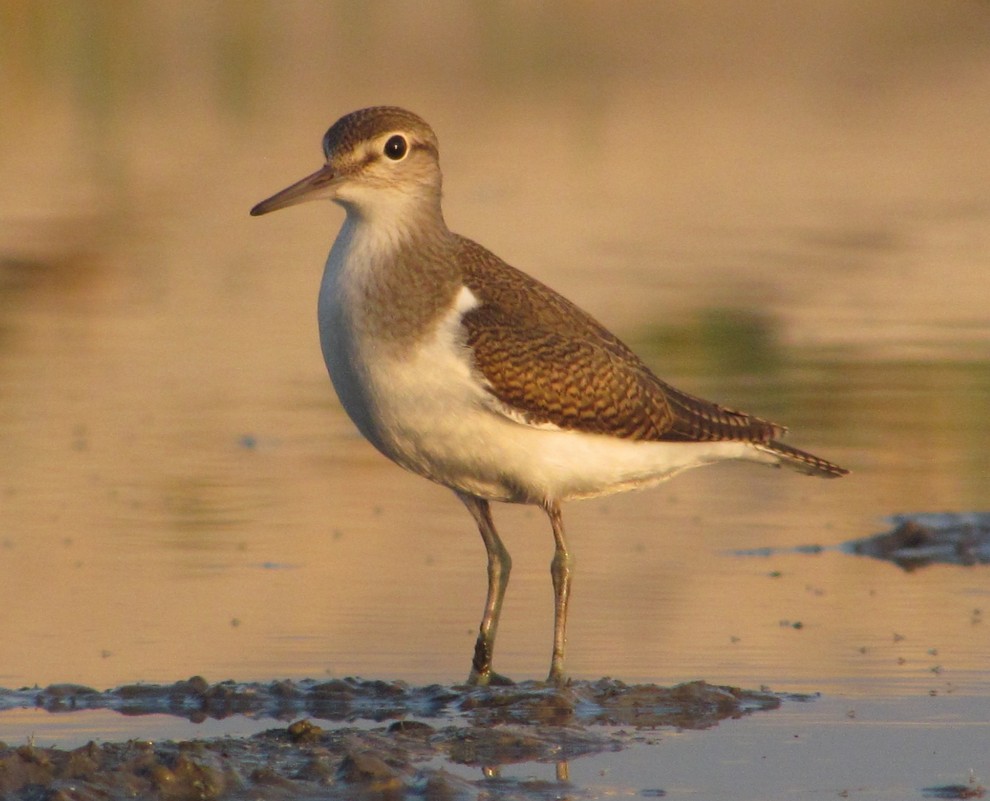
{"left": 288, "top": 719, "right": 324, "bottom": 743}
{"left": 388, "top": 720, "right": 434, "bottom": 736}
{"left": 337, "top": 749, "right": 404, "bottom": 789}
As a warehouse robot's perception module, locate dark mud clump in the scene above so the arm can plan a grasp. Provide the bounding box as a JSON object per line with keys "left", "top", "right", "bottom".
{"left": 847, "top": 512, "right": 990, "bottom": 570}
{"left": 923, "top": 780, "right": 987, "bottom": 799}
{"left": 0, "top": 677, "right": 785, "bottom": 800}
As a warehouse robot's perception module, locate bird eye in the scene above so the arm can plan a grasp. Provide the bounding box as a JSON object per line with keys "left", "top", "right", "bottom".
{"left": 383, "top": 135, "right": 408, "bottom": 161}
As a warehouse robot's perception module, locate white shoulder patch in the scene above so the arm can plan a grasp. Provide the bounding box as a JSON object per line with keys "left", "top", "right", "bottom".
{"left": 453, "top": 284, "right": 480, "bottom": 316}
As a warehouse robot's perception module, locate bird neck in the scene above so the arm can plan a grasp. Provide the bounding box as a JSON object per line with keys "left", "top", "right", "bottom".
{"left": 325, "top": 199, "right": 462, "bottom": 352}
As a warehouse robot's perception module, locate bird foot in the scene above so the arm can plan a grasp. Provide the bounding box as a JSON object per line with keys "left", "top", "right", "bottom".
{"left": 545, "top": 668, "right": 570, "bottom": 688}
{"left": 467, "top": 669, "right": 515, "bottom": 687}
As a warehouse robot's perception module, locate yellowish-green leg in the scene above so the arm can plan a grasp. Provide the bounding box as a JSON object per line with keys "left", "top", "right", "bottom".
{"left": 544, "top": 500, "right": 572, "bottom": 686}
{"left": 457, "top": 492, "right": 512, "bottom": 686}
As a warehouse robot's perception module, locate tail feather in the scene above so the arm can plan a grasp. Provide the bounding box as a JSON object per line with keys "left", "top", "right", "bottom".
{"left": 760, "top": 440, "right": 849, "bottom": 478}
{"left": 658, "top": 380, "right": 787, "bottom": 444}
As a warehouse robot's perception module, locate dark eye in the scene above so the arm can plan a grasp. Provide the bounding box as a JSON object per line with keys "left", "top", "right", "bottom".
{"left": 384, "top": 135, "right": 408, "bottom": 160}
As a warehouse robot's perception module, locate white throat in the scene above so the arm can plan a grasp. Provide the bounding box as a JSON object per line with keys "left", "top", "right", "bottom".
{"left": 334, "top": 182, "right": 441, "bottom": 244}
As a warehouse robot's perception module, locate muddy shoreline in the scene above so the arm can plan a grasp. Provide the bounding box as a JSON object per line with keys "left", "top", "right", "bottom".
{"left": 0, "top": 678, "right": 786, "bottom": 800}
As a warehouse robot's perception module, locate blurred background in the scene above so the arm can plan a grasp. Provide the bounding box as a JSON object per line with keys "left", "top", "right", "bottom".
{"left": 1, "top": 2, "right": 988, "bottom": 693}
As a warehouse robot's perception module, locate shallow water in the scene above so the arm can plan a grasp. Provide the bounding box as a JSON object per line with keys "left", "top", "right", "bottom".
{"left": 1, "top": 3, "right": 989, "bottom": 797}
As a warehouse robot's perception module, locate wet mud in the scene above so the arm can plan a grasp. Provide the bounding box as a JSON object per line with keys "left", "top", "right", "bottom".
{"left": 735, "top": 512, "right": 990, "bottom": 570}
{"left": 846, "top": 512, "right": 990, "bottom": 570}
{"left": 923, "top": 782, "right": 987, "bottom": 799}
{"left": 0, "top": 677, "right": 783, "bottom": 800}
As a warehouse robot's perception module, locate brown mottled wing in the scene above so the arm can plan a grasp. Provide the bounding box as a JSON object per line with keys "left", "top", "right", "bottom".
{"left": 455, "top": 236, "right": 784, "bottom": 445}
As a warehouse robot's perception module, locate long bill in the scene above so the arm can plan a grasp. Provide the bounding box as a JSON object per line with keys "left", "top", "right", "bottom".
{"left": 250, "top": 163, "right": 337, "bottom": 216}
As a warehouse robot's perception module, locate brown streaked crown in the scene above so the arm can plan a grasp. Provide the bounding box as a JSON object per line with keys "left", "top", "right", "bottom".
{"left": 322, "top": 106, "right": 439, "bottom": 161}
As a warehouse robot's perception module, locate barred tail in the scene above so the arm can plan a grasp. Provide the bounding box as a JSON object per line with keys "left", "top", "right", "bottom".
{"left": 759, "top": 440, "right": 849, "bottom": 478}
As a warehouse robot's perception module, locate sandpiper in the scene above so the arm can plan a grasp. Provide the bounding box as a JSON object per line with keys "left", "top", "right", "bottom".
{"left": 251, "top": 106, "right": 847, "bottom": 686}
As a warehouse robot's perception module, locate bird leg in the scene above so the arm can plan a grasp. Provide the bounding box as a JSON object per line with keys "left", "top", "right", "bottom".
{"left": 457, "top": 492, "right": 511, "bottom": 685}
{"left": 544, "top": 500, "right": 572, "bottom": 685}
